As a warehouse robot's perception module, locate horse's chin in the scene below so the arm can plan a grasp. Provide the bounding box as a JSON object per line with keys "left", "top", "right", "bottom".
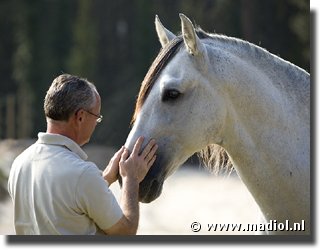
{"left": 139, "top": 178, "right": 164, "bottom": 203}
{"left": 117, "top": 174, "right": 164, "bottom": 203}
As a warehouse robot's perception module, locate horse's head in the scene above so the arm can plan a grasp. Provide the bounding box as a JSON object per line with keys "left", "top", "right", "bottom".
{"left": 125, "top": 14, "right": 227, "bottom": 203}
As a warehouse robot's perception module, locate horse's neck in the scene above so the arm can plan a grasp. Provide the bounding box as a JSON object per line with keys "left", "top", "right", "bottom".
{"left": 206, "top": 36, "right": 310, "bottom": 115}
{"left": 209, "top": 42, "right": 310, "bottom": 227}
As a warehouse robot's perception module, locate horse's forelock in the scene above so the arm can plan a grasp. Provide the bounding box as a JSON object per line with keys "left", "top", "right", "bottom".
{"left": 131, "top": 37, "right": 184, "bottom": 125}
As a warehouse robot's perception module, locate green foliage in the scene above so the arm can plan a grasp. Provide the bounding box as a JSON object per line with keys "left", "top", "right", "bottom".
{"left": 0, "top": 0, "right": 310, "bottom": 147}
{"left": 67, "top": 0, "right": 98, "bottom": 79}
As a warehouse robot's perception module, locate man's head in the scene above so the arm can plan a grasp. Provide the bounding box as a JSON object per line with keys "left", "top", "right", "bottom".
{"left": 44, "top": 74, "right": 101, "bottom": 146}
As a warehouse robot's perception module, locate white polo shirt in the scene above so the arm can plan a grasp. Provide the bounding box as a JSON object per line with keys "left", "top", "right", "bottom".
{"left": 7, "top": 132, "right": 123, "bottom": 235}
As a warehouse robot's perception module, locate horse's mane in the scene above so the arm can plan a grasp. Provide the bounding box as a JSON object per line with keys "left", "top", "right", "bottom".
{"left": 131, "top": 29, "right": 238, "bottom": 175}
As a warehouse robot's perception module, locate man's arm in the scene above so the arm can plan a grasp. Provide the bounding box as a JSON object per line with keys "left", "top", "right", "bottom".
{"left": 103, "top": 137, "right": 157, "bottom": 235}
{"left": 103, "top": 177, "right": 139, "bottom": 235}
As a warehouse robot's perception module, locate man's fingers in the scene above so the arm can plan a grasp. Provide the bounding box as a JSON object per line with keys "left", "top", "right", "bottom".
{"left": 132, "top": 136, "right": 144, "bottom": 156}
{"left": 141, "top": 139, "right": 157, "bottom": 159}
{"left": 120, "top": 149, "right": 129, "bottom": 163}
{"left": 114, "top": 146, "right": 124, "bottom": 160}
{"left": 145, "top": 144, "right": 158, "bottom": 161}
{"left": 147, "top": 155, "right": 157, "bottom": 169}
{"left": 109, "top": 146, "right": 125, "bottom": 166}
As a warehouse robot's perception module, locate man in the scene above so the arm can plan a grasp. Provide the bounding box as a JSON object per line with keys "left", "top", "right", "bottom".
{"left": 8, "top": 74, "right": 158, "bottom": 235}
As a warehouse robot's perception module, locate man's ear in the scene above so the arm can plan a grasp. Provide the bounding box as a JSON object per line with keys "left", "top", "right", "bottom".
{"left": 74, "top": 109, "right": 85, "bottom": 123}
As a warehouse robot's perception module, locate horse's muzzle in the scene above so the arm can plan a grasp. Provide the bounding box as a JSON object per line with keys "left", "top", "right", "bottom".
{"left": 139, "top": 178, "right": 164, "bottom": 203}
{"left": 138, "top": 154, "right": 167, "bottom": 203}
{"left": 117, "top": 174, "right": 164, "bottom": 203}
{"left": 117, "top": 154, "right": 166, "bottom": 203}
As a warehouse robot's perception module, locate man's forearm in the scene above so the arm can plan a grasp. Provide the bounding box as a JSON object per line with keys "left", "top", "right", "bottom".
{"left": 120, "top": 177, "right": 140, "bottom": 234}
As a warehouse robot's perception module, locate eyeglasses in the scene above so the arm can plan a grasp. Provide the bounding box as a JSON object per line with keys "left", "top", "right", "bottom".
{"left": 84, "top": 110, "right": 103, "bottom": 123}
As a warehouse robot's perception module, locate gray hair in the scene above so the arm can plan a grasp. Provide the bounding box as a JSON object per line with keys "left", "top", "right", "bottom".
{"left": 44, "top": 74, "right": 98, "bottom": 121}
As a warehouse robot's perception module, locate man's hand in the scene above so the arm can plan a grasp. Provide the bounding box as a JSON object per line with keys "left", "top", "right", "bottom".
{"left": 119, "top": 137, "right": 158, "bottom": 183}
{"left": 103, "top": 146, "right": 125, "bottom": 185}
{"left": 103, "top": 137, "right": 158, "bottom": 235}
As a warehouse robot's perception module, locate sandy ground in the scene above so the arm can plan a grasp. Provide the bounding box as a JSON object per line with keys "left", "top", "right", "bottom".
{"left": 0, "top": 139, "right": 260, "bottom": 235}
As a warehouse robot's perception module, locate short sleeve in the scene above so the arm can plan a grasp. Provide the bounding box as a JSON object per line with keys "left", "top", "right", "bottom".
{"left": 75, "top": 164, "right": 123, "bottom": 230}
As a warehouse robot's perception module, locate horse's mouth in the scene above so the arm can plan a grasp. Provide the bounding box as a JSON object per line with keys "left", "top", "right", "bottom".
{"left": 117, "top": 149, "right": 170, "bottom": 203}
{"left": 117, "top": 175, "right": 164, "bottom": 203}
{"left": 117, "top": 173, "right": 164, "bottom": 203}
{"left": 139, "top": 179, "right": 164, "bottom": 203}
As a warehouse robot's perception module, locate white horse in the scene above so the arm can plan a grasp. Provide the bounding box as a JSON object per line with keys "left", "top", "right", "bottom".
{"left": 124, "top": 14, "right": 310, "bottom": 235}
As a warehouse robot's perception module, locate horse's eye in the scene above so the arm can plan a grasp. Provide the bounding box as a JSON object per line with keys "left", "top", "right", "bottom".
{"left": 162, "top": 89, "right": 181, "bottom": 102}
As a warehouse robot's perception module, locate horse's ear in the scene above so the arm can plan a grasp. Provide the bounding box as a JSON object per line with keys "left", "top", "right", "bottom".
{"left": 155, "top": 15, "right": 176, "bottom": 48}
{"left": 179, "top": 13, "right": 203, "bottom": 56}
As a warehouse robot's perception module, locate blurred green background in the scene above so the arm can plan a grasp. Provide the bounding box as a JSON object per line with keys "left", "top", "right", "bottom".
{"left": 0, "top": 0, "right": 309, "bottom": 147}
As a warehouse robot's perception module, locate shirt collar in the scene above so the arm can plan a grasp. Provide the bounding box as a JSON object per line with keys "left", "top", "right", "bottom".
{"left": 37, "top": 132, "right": 88, "bottom": 160}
